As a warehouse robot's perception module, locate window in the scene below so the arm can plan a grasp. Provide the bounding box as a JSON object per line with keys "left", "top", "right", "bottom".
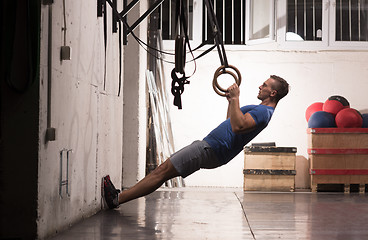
{"left": 286, "top": 0, "right": 323, "bottom": 41}
{"left": 284, "top": 0, "right": 368, "bottom": 48}
{"left": 332, "top": 0, "right": 368, "bottom": 43}
{"left": 246, "top": 0, "right": 275, "bottom": 44}
{"left": 158, "top": 0, "right": 368, "bottom": 49}
{"left": 334, "top": 0, "right": 368, "bottom": 41}
{"left": 159, "top": 0, "right": 194, "bottom": 40}
{"left": 159, "top": 0, "right": 274, "bottom": 46}
{"left": 202, "top": 0, "right": 246, "bottom": 45}
{"left": 159, "top": 0, "right": 247, "bottom": 45}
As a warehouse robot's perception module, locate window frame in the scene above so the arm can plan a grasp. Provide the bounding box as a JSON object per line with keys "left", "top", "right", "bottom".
{"left": 161, "top": 0, "right": 368, "bottom": 51}
{"left": 328, "top": 0, "right": 368, "bottom": 49}
{"left": 277, "top": 0, "right": 330, "bottom": 50}
{"left": 245, "top": 0, "right": 276, "bottom": 45}
{"left": 278, "top": 0, "right": 368, "bottom": 50}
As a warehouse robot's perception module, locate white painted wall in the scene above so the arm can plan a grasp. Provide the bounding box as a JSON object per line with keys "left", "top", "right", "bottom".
{"left": 122, "top": 1, "right": 148, "bottom": 188}
{"left": 162, "top": 49, "right": 368, "bottom": 188}
{"left": 37, "top": 1, "right": 147, "bottom": 238}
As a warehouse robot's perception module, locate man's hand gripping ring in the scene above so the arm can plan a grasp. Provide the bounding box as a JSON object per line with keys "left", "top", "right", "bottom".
{"left": 212, "top": 65, "right": 242, "bottom": 97}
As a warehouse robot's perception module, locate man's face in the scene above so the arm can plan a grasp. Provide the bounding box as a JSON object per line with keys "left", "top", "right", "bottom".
{"left": 257, "top": 78, "right": 276, "bottom": 100}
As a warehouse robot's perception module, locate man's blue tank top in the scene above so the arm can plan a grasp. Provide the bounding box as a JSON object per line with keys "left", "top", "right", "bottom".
{"left": 203, "top": 104, "right": 274, "bottom": 164}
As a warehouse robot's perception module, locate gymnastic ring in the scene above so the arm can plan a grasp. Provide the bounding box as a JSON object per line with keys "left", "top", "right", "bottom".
{"left": 175, "top": 35, "right": 186, "bottom": 74}
{"left": 212, "top": 65, "right": 242, "bottom": 97}
{"left": 212, "top": 69, "right": 238, "bottom": 97}
{"left": 214, "top": 65, "right": 242, "bottom": 92}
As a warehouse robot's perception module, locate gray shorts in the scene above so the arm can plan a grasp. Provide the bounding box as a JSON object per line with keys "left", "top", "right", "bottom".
{"left": 169, "top": 140, "right": 222, "bottom": 178}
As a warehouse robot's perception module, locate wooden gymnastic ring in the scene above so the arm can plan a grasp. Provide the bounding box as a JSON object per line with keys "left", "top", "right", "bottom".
{"left": 212, "top": 65, "right": 242, "bottom": 97}
{"left": 175, "top": 36, "right": 186, "bottom": 74}
{"left": 214, "top": 65, "right": 242, "bottom": 92}
{"left": 212, "top": 69, "right": 238, "bottom": 97}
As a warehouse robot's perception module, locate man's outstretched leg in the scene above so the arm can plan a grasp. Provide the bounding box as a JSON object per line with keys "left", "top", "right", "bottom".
{"left": 104, "top": 159, "right": 180, "bottom": 208}
{"left": 118, "top": 159, "right": 180, "bottom": 204}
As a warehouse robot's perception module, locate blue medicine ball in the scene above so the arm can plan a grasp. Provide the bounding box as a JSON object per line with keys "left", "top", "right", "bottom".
{"left": 363, "top": 114, "right": 368, "bottom": 128}
{"left": 308, "top": 111, "right": 336, "bottom": 128}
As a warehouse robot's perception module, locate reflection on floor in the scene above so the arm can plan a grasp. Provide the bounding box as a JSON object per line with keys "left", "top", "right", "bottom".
{"left": 49, "top": 188, "right": 368, "bottom": 240}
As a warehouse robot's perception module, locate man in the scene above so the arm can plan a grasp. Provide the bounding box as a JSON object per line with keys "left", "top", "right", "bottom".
{"left": 104, "top": 75, "right": 289, "bottom": 209}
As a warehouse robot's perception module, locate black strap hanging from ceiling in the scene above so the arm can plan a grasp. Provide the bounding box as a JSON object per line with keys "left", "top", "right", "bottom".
{"left": 118, "top": 20, "right": 122, "bottom": 96}
{"left": 99, "top": 0, "right": 123, "bottom": 96}
{"left": 203, "top": 0, "right": 228, "bottom": 68}
{"left": 202, "top": 0, "right": 242, "bottom": 97}
{"left": 103, "top": 0, "right": 108, "bottom": 90}
{"left": 169, "top": 0, "right": 231, "bottom": 109}
{"left": 170, "top": 0, "right": 191, "bottom": 110}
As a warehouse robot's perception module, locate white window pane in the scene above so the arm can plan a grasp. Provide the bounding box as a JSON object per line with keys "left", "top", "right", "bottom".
{"left": 249, "top": 0, "right": 271, "bottom": 39}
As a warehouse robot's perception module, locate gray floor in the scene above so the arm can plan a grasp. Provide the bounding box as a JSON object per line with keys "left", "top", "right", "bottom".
{"left": 50, "top": 188, "right": 368, "bottom": 240}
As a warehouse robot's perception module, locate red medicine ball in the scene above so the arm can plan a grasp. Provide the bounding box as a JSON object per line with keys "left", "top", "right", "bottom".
{"left": 335, "top": 108, "right": 363, "bottom": 128}
{"left": 323, "top": 99, "right": 345, "bottom": 116}
{"left": 305, "top": 102, "right": 324, "bottom": 122}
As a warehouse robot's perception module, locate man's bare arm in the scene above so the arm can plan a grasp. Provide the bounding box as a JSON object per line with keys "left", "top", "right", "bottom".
{"left": 226, "top": 84, "right": 256, "bottom": 134}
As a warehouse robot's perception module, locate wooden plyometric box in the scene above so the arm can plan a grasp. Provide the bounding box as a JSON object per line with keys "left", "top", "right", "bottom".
{"left": 244, "top": 146, "right": 297, "bottom": 192}
{"left": 307, "top": 128, "right": 368, "bottom": 193}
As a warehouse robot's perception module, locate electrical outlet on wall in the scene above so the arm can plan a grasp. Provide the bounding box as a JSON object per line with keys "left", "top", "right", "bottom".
{"left": 60, "top": 46, "right": 72, "bottom": 60}
{"left": 46, "top": 128, "right": 56, "bottom": 141}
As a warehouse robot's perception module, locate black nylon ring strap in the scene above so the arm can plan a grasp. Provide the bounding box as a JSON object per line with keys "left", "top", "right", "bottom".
{"left": 103, "top": 0, "right": 107, "bottom": 90}
{"left": 118, "top": 20, "right": 122, "bottom": 96}
{"left": 203, "top": 0, "right": 243, "bottom": 97}
{"left": 171, "top": 0, "right": 192, "bottom": 109}
{"left": 175, "top": 35, "right": 186, "bottom": 74}
{"left": 203, "top": 0, "right": 228, "bottom": 68}
{"left": 174, "top": 0, "right": 189, "bottom": 75}
{"left": 171, "top": 69, "right": 190, "bottom": 109}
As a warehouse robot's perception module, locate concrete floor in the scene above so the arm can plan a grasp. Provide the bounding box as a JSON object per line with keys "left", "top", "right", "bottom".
{"left": 49, "top": 188, "right": 368, "bottom": 240}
